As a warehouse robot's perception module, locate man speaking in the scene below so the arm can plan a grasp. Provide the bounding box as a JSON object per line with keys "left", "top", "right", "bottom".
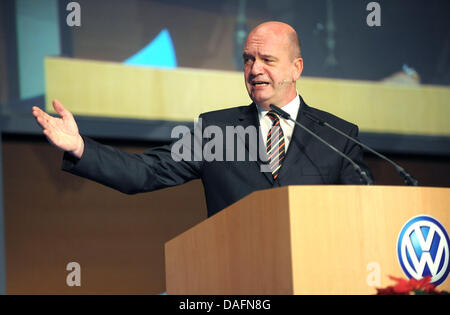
{"left": 32, "top": 21, "right": 371, "bottom": 217}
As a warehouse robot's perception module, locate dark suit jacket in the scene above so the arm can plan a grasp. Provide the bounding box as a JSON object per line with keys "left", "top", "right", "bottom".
{"left": 62, "top": 95, "right": 371, "bottom": 217}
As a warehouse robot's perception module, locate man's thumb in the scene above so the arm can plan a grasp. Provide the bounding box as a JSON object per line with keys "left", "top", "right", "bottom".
{"left": 53, "top": 99, "right": 71, "bottom": 118}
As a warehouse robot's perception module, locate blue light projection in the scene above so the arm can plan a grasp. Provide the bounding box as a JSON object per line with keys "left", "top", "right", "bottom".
{"left": 124, "top": 29, "right": 177, "bottom": 68}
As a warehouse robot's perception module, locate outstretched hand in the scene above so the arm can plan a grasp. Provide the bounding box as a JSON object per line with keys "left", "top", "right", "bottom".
{"left": 32, "top": 100, "right": 84, "bottom": 158}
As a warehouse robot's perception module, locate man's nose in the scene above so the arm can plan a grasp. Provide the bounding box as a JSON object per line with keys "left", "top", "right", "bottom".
{"left": 250, "top": 59, "right": 264, "bottom": 76}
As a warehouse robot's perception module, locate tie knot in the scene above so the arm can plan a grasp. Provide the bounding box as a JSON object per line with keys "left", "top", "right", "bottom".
{"left": 266, "top": 111, "right": 280, "bottom": 122}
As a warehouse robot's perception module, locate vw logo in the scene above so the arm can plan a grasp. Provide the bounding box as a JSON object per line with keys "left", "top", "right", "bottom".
{"left": 397, "top": 215, "right": 449, "bottom": 286}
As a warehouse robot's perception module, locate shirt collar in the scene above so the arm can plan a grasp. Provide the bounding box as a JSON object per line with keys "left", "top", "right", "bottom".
{"left": 256, "top": 92, "right": 300, "bottom": 121}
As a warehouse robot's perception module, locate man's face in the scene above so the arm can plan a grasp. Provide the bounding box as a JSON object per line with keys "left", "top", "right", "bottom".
{"left": 243, "top": 29, "right": 302, "bottom": 109}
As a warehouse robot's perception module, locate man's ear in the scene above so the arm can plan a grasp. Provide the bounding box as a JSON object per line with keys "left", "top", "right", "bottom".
{"left": 292, "top": 58, "right": 303, "bottom": 81}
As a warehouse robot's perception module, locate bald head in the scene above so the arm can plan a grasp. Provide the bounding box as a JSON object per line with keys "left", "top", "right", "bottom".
{"left": 243, "top": 21, "right": 304, "bottom": 109}
{"left": 246, "top": 21, "right": 301, "bottom": 60}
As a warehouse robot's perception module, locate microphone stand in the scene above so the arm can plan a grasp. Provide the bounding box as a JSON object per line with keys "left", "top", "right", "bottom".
{"left": 269, "top": 104, "right": 373, "bottom": 185}
{"left": 303, "top": 111, "right": 419, "bottom": 186}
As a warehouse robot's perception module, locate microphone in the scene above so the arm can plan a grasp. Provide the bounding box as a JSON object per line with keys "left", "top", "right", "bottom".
{"left": 303, "top": 111, "right": 419, "bottom": 186}
{"left": 269, "top": 104, "right": 374, "bottom": 185}
{"left": 279, "top": 79, "right": 295, "bottom": 85}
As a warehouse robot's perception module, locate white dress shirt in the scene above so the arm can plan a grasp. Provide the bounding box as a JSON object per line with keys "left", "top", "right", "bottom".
{"left": 256, "top": 93, "right": 300, "bottom": 153}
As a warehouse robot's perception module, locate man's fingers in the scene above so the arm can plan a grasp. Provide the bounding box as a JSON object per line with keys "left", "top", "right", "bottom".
{"left": 33, "top": 106, "right": 62, "bottom": 132}
{"left": 36, "top": 111, "right": 60, "bottom": 132}
{"left": 33, "top": 106, "right": 51, "bottom": 121}
{"left": 32, "top": 106, "right": 44, "bottom": 118}
{"left": 35, "top": 115, "right": 49, "bottom": 129}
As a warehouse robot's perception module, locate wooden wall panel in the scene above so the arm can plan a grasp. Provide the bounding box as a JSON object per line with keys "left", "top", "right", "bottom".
{"left": 2, "top": 136, "right": 207, "bottom": 294}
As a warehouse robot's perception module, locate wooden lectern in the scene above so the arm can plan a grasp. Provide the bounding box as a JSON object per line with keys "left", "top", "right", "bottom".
{"left": 165, "top": 186, "right": 450, "bottom": 294}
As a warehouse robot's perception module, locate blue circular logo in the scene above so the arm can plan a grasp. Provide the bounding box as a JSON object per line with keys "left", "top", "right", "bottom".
{"left": 397, "top": 215, "right": 450, "bottom": 286}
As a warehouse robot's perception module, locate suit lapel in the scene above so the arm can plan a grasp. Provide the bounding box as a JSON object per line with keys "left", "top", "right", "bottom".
{"left": 237, "top": 103, "right": 274, "bottom": 185}
{"left": 276, "top": 95, "right": 317, "bottom": 180}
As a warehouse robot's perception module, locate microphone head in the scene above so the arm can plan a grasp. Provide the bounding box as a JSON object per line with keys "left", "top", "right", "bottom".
{"left": 278, "top": 79, "right": 295, "bottom": 85}
{"left": 269, "top": 104, "right": 291, "bottom": 119}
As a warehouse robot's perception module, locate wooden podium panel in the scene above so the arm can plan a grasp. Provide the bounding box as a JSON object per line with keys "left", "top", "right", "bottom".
{"left": 288, "top": 186, "right": 449, "bottom": 294}
{"left": 165, "top": 187, "right": 294, "bottom": 295}
{"left": 165, "top": 186, "right": 450, "bottom": 294}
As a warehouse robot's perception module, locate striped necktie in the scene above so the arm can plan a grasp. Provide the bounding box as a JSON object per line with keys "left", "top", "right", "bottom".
{"left": 266, "top": 111, "right": 286, "bottom": 180}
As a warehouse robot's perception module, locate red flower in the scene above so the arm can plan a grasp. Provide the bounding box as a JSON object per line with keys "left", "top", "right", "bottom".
{"left": 376, "top": 275, "right": 440, "bottom": 295}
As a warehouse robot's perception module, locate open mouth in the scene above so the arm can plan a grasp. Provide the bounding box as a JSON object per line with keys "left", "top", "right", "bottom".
{"left": 251, "top": 81, "right": 270, "bottom": 87}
